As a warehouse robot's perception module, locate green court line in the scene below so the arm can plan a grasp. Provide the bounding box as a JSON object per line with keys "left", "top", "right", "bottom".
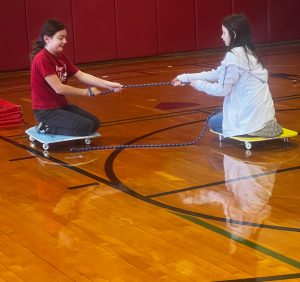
{"left": 171, "top": 211, "right": 300, "bottom": 269}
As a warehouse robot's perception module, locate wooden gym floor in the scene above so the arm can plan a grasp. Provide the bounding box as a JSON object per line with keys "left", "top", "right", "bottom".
{"left": 0, "top": 42, "right": 299, "bottom": 281}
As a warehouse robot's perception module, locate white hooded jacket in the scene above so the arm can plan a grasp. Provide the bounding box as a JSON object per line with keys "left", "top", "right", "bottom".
{"left": 177, "top": 47, "right": 276, "bottom": 137}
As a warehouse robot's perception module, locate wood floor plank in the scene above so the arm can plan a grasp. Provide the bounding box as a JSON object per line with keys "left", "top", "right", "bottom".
{"left": 0, "top": 42, "right": 299, "bottom": 281}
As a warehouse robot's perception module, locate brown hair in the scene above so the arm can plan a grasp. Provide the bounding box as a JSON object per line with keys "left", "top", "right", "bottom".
{"left": 30, "top": 19, "right": 65, "bottom": 61}
{"left": 222, "top": 14, "right": 263, "bottom": 67}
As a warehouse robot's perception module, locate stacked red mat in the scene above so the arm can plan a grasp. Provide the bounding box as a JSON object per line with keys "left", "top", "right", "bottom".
{"left": 0, "top": 99, "right": 23, "bottom": 128}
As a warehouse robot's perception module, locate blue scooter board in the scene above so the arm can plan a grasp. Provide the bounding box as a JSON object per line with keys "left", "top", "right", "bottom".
{"left": 25, "top": 126, "right": 101, "bottom": 152}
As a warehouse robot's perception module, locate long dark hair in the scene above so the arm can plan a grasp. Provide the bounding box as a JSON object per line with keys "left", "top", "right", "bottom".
{"left": 222, "top": 14, "right": 263, "bottom": 66}
{"left": 30, "top": 19, "right": 65, "bottom": 61}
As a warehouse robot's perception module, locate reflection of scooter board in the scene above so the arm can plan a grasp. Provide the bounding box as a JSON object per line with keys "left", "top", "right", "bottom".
{"left": 25, "top": 126, "right": 101, "bottom": 157}
{"left": 210, "top": 128, "right": 298, "bottom": 150}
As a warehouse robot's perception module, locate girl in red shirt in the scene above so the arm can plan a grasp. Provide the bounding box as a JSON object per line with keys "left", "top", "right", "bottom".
{"left": 31, "top": 19, "right": 122, "bottom": 136}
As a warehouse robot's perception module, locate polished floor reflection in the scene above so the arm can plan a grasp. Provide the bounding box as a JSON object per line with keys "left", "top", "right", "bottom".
{"left": 0, "top": 42, "right": 299, "bottom": 281}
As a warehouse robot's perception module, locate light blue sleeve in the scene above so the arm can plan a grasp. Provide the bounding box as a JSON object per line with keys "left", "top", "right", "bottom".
{"left": 176, "top": 65, "right": 222, "bottom": 83}
{"left": 192, "top": 64, "right": 240, "bottom": 97}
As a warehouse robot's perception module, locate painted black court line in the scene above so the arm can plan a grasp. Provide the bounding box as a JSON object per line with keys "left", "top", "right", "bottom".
{"left": 100, "top": 94, "right": 299, "bottom": 128}
{"left": 0, "top": 135, "right": 113, "bottom": 187}
{"left": 1, "top": 113, "right": 299, "bottom": 235}
{"left": 3, "top": 94, "right": 298, "bottom": 142}
{"left": 174, "top": 212, "right": 300, "bottom": 269}
{"left": 215, "top": 272, "right": 300, "bottom": 281}
{"left": 68, "top": 182, "right": 99, "bottom": 190}
{"left": 101, "top": 108, "right": 213, "bottom": 126}
{"left": 9, "top": 156, "right": 36, "bottom": 162}
{"left": 101, "top": 111, "right": 209, "bottom": 127}
{"left": 194, "top": 63, "right": 300, "bottom": 82}
{"left": 102, "top": 127, "right": 300, "bottom": 233}
{"left": 277, "top": 108, "right": 300, "bottom": 112}
{"left": 147, "top": 166, "right": 300, "bottom": 199}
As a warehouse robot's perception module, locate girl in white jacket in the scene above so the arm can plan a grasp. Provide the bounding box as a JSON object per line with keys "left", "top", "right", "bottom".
{"left": 173, "top": 14, "right": 282, "bottom": 138}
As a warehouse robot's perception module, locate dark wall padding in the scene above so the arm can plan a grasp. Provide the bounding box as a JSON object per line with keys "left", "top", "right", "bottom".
{"left": 115, "top": 0, "right": 158, "bottom": 58}
{"left": 156, "top": 0, "right": 196, "bottom": 53}
{"left": 0, "top": 1, "right": 28, "bottom": 71}
{"left": 233, "top": 0, "right": 269, "bottom": 43}
{"left": 72, "top": 0, "right": 118, "bottom": 63}
{"left": 1, "top": 0, "right": 300, "bottom": 71}
{"left": 195, "top": 0, "right": 232, "bottom": 49}
{"left": 269, "top": 0, "right": 300, "bottom": 42}
{"left": 25, "top": 0, "right": 75, "bottom": 61}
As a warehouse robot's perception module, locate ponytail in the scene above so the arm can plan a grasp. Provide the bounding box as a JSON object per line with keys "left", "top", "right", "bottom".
{"left": 30, "top": 35, "right": 45, "bottom": 62}
{"left": 30, "top": 19, "right": 65, "bottom": 62}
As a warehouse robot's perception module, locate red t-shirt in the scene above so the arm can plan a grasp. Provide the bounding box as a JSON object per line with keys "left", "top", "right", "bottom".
{"left": 31, "top": 48, "right": 79, "bottom": 110}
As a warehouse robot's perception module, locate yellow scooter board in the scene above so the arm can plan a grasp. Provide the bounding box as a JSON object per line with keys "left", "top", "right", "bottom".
{"left": 210, "top": 128, "right": 298, "bottom": 150}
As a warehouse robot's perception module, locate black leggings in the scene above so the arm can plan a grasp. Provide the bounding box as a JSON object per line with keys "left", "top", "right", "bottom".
{"left": 34, "top": 104, "right": 100, "bottom": 136}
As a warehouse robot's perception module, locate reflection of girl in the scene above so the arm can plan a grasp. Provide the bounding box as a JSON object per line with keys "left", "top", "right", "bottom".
{"left": 31, "top": 19, "right": 123, "bottom": 136}
{"left": 222, "top": 155, "right": 274, "bottom": 226}
{"left": 182, "top": 154, "right": 278, "bottom": 239}
{"left": 173, "top": 14, "right": 282, "bottom": 138}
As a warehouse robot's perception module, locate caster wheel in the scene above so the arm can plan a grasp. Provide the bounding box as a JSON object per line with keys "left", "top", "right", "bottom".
{"left": 85, "top": 138, "right": 91, "bottom": 145}
{"left": 43, "top": 151, "right": 49, "bottom": 158}
{"left": 245, "top": 150, "right": 252, "bottom": 157}
{"left": 29, "top": 136, "right": 35, "bottom": 142}
{"left": 42, "top": 143, "right": 49, "bottom": 150}
{"left": 245, "top": 142, "right": 252, "bottom": 150}
{"left": 30, "top": 142, "right": 36, "bottom": 148}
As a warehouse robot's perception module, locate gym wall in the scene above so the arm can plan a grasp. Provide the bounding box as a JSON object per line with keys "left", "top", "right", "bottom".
{"left": 0, "top": 0, "right": 299, "bottom": 71}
